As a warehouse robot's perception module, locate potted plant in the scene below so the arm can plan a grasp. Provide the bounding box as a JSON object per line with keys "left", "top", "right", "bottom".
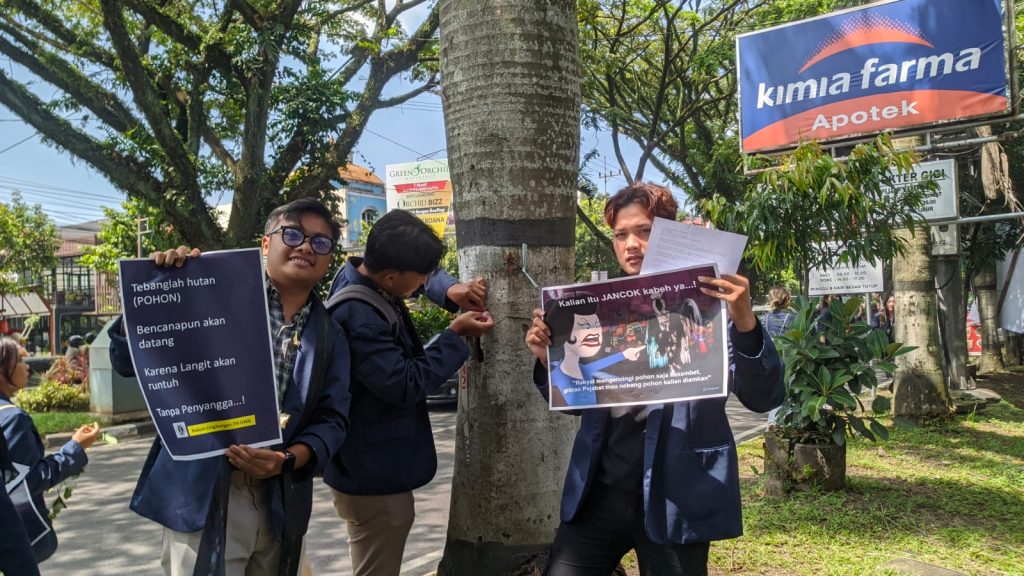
{"left": 763, "top": 295, "right": 914, "bottom": 496}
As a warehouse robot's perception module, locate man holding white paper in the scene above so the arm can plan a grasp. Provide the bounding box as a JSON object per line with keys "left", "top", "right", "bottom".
{"left": 525, "top": 182, "right": 783, "bottom": 576}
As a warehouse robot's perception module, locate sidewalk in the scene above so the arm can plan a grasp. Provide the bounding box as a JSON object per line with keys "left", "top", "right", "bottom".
{"left": 38, "top": 401, "right": 770, "bottom": 575}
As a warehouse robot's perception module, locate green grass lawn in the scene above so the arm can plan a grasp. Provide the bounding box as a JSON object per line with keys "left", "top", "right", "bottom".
{"left": 617, "top": 369, "right": 1024, "bottom": 575}
{"left": 29, "top": 412, "right": 98, "bottom": 436}
{"left": 704, "top": 372, "right": 1024, "bottom": 576}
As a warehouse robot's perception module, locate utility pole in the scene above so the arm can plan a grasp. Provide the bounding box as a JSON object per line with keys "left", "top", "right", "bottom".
{"left": 136, "top": 217, "right": 152, "bottom": 257}
{"left": 598, "top": 156, "right": 621, "bottom": 195}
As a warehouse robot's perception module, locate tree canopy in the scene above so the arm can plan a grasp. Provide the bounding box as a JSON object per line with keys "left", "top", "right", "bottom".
{"left": 703, "top": 136, "right": 933, "bottom": 291}
{"left": 0, "top": 192, "right": 61, "bottom": 296}
{"left": 578, "top": 0, "right": 864, "bottom": 204}
{"left": 0, "top": 0, "right": 440, "bottom": 248}
{"left": 79, "top": 197, "right": 185, "bottom": 276}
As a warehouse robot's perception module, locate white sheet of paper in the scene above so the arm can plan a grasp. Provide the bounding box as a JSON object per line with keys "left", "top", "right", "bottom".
{"left": 639, "top": 217, "right": 748, "bottom": 276}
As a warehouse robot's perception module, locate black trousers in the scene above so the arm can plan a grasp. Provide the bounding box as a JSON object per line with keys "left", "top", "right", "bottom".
{"left": 544, "top": 485, "right": 710, "bottom": 576}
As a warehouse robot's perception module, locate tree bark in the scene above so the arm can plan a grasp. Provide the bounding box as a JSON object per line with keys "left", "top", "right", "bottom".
{"left": 438, "top": 1, "right": 580, "bottom": 574}
{"left": 892, "top": 225, "right": 952, "bottom": 421}
{"left": 973, "top": 262, "right": 1004, "bottom": 374}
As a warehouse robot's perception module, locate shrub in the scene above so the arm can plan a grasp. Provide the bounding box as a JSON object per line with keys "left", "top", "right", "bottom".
{"left": 15, "top": 380, "right": 90, "bottom": 412}
{"left": 46, "top": 353, "right": 90, "bottom": 389}
{"left": 408, "top": 295, "right": 455, "bottom": 343}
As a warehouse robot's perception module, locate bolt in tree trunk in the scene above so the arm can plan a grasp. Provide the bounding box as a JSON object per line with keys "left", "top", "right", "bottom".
{"left": 437, "top": 1, "right": 581, "bottom": 574}
{"left": 892, "top": 225, "right": 952, "bottom": 421}
{"left": 973, "top": 262, "right": 1004, "bottom": 374}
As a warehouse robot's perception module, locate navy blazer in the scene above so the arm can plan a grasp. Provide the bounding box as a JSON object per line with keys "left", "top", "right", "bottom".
{"left": 0, "top": 394, "right": 88, "bottom": 560}
{"left": 108, "top": 301, "right": 351, "bottom": 537}
{"left": 324, "top": 259, "right": 467, "bottom": 495}
{"left": 534, "top": 322, "right": 784, "bottom": 544}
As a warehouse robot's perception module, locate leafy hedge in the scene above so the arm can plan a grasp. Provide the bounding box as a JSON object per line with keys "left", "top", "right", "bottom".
{"left": 15, "top": 380, "right": 90, "bottom": 412}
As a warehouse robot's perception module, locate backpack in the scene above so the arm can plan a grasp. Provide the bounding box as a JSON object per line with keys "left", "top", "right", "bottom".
{"left": 324, "top": 284, "right": 399, "bottom": 338}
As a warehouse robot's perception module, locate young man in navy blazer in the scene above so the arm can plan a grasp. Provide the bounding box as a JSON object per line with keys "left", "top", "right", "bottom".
{"left": 109, "top": 199, "right": 351, "bottom": 576}
{"left": 526, "top": 183, "right": 784, "bottom": 576}
{"left": 325, "top": 209, "right": 493, "bottom": 576}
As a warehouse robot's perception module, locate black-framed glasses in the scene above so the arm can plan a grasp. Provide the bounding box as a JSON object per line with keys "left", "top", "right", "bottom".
{"left": 267, "top": 225, "right": 335, "bottom": 255}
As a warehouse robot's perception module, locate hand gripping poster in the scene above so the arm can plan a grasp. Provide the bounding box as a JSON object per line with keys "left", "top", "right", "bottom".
{"left": 542, "top": 265, "right": 729, "bottom": 410}
{"left": 118, "top": 249, "right": 282, "bottom": 460}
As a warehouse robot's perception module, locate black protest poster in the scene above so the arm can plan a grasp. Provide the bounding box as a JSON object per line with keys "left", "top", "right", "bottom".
{"left": 118, "top": 249, "right": 281, "bottom": 459}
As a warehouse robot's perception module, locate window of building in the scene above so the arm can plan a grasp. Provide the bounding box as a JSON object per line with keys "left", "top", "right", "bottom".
{"left": 361, "top": 207, "right": 380, "bottom": 227}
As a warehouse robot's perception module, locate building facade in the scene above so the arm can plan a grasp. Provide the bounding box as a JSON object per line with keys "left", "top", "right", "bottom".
{"left": 0, "top": 221, "right": 116, "bottom": 355}
{"left": 331, "top": 163, "right": 386, "bottom": 247}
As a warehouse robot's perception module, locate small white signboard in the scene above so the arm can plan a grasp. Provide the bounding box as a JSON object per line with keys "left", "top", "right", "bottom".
{"left": 808, "top": 258, "right": 884, "bottom": 296}
{"left": 883, "top": 159, "right": 958, "bottom": 223}
{"left": 930, "top": 224, "right": 960, "bottom": 256}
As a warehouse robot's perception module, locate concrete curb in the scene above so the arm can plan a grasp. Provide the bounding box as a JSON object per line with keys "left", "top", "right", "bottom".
{"left": 734, "top": 423, "right": 768, "bottom": 445}
{"left": 45, "top": 420, "right": 155, "bottom": 449}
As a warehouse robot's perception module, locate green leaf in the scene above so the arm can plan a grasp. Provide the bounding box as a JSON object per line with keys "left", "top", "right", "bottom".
{"left": 868, "top": 419, "right": 889, "bottom": 441}
{"left": 830, "top": 388, "right": 858, "bottom": 409}
{"left": 871, "top": 396, "right": 891, "bottom": 414}
{"left": 831, "top": 427, "right": 846, "bottom": 446}
{"left": 817, "top": 365, "right": 832, "bottom": 389}
{"left": 830, "top": 372, "right": 855, "bottom": 389}
{"left": 816, "top": 348, "right": 841, "bottom": 359}
{"left": 848, "top": 415, "right": 874, "bottom": 441}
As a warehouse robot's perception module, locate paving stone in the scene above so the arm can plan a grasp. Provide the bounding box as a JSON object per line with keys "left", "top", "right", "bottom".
{"left": 881, "top": 558, "right": 967, "bottom": 576}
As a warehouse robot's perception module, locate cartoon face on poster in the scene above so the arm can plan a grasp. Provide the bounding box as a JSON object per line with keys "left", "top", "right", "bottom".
{"left": 541, "top": 265, "right": 729, "bottom": 410}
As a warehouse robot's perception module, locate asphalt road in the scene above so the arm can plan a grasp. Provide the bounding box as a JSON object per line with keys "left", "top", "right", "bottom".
{"left": 39, "top": 398, "right": 766, "bottom": 575}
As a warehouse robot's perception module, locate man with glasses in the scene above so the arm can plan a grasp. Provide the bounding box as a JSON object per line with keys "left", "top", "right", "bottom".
{"left": 108, "top": 198, "right": 351, "bottom": 576}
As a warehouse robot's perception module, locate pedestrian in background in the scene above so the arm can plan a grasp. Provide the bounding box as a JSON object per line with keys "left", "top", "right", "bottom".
{"left": 761, "top": 286, "right": 796, "bottom": 337}
{"left": 0, "top": 334, "right": 100, "bottom": 563}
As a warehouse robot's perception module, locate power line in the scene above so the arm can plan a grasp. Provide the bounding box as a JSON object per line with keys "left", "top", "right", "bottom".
{"left": 362, "top": 127, "right": 429, "bottom": 157}
{"left": 0, "top": 132, "right": 40, "bottom": 155}
{"left": 0, "top": 177, "right": 123, "bottom": 203}
{"left": 0, "top": 185, "right": 112, "bottom": 207}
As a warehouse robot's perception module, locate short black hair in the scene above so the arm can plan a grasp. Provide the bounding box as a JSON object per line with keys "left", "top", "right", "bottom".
{"left": 265, "top": 198, "right": 342, "bottom": 242}
{"left": 363, "top": 210, "right": 445, "bottom": 274}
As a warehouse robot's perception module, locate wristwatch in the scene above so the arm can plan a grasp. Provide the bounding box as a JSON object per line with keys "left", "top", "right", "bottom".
{"left": 281, "top": 449, "right": 296, "bottom": 474}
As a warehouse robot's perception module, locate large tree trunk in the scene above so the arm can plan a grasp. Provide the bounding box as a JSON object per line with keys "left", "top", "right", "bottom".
{"left": 973, "top": 261, "right": 1004, "bottom": 374}
{"left": 437, "top": 1, "right": 581, "bottom": 574}
{"left": 892, "top": 225, "right": 952, "bottom": 421}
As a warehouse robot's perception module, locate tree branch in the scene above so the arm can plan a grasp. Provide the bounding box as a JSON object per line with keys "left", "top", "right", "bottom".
{"left": 577, "top": 204, "right": 615, "bottom": 255}
{"left": 285, "top": 3, "right": 440, "bottom": 199}
{"left": 377, "top": 79, "right": 437, "bottom": 108}
{"left": 5, "top": 0, "right": 117, "bottom": 68}
{"left": 0, "top": 70, "right": 165, "bottom": 211}
{"left": 229, "top": 0, "right": 262, "bottom": 28}
{"left": 99, "top": 0, "right": 199, "bottom": 190}
{"left": 121, "top": 0, "right": 239, "bottom": 82}
{"left": 326, "top": 0, "right": 375, "bottom": 20}
{"left": 0, "top": 21, "right": 140, "bottom": 135}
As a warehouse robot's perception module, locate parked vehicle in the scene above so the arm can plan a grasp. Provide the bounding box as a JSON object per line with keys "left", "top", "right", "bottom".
{"left": 427, "top": 364, "right": 464, "bottom": 405}
{"left": 24, "top": 356, "right": 56, "bottom": 387}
